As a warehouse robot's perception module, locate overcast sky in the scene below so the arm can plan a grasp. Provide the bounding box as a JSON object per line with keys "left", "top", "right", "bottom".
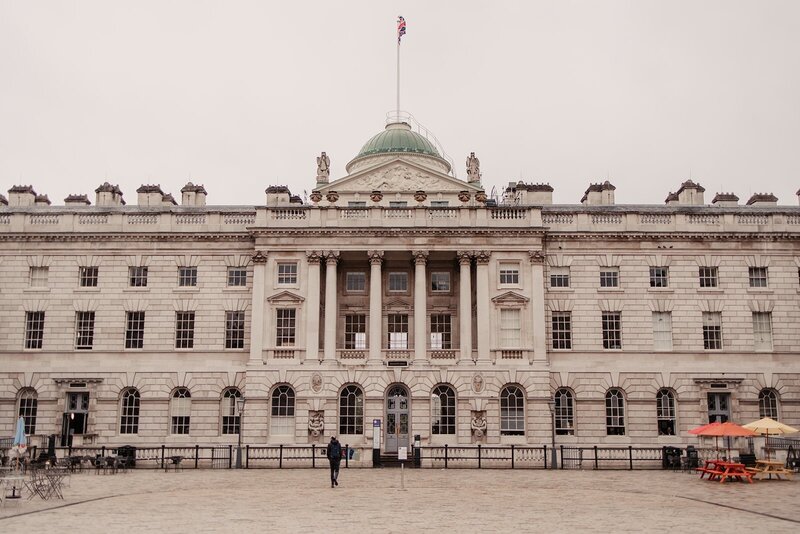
{"left": 1, "top": 1, "right": 798, "bottom": 207}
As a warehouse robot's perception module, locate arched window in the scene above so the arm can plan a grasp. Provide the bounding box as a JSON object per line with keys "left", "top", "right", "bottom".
{"left": 18, "top": 388, "right": 38, "bottom": 435}
{"left": 554, "top": 388, "right": 574, "bottom": 435}
{"left": 170, "top": 388, "right": 191, "bottom": 435}
{"left": 119, "top": 388, "right": 141, "bottom": 434}
{"left": 605, "top": 388, "right": 626, "bottom": 435}
{"left": 431, "top": 385, "right": 456, "bottom": 435}
{"left": 656, "top": 388, "right": 676, "bottom": 436}
{"left": 338, "top": 385, "right": 363, "bottom": 435}
{"left": 271, "top": 385, "right": 296, "bottom": 436}
{"left": 221, "top": 388, "right": 241, "bottom": 435}
{"left": 500, "top": 385, "right": 525, "bottom": 436}
{"left": 759, "top": 388, "right": 779, "bottom": 420}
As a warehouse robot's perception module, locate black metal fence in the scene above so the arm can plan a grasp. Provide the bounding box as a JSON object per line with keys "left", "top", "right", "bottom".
{"left": 10, "top": 443, "right": 717, "bottom": 470}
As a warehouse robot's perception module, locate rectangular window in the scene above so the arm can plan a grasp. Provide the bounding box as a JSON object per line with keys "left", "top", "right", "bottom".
{"left": 347, "top": 201, "right": 367, "bottom": 208}
{"left": 702, "top": 312, "right": 722, "bottom": 350}
{"left": 602, "top": 312, "right": 622, "bottom": 349}
{"left": 175, "top": 311, "right": 195, "bottom": 349}
{"left": 649, "top": 266, "right": 669, "bottom": 288}
{"left": 277, "top": 262, "right": 298, "bottom": 285}
{"left": 749, "top": 267, "right": 768, "bottom": 288}
{"left": 652, "top": 312, "right": 673, "bottom": 351}
{"left": 430, "top": 200, "right": 449, "bottom": 207}
{"left": 129, "top": 266, "right": 148, "bottom": 287}
{"left": 387, "top": 314, "right": 408, "bottom": 349}
{"left": 499, "top": 308, "right": 521, "bottom": 348}
{"left": 499, "top": 264, "right": 520, "bottom": 285}
{"left": 430, "top": 272, "right": 450, "bottom": 292}
{"left": 699, "top": 267, "right": 718, "bottom": 288}
{"left": 178, "top": 266, "right": 197, "bottom": 287}
{"left": 550, "top": 267, "right": 570, "bottom": 288}
{"left": 599, "top": 268, "right": 619, "bottom": 288}
{"left": 79, "top": 266, "right": 99, "bottom": 287}
{"left": 345, "top": 272, "right": 366, "bottom": 292}
{"left": 430, "top": 314, "right": 452, "bottom": 350}
{"left": 389, "top": 201, "right": 407, "bottom": 208}
{"left": 276, "top": 308, "right": 296, "bottom": 346}
{"left": 551, "top": 312, "right": 572, "bottom": 350}
{"left": 752, "top": 312, "right": 773, "bottom": 351}
{"left": 227, "top": 267, "right": 247, "bottom": 287}
{"left": 345, "top": 315, "right": 367, "bottom": 350}
{"left": 29, "top": 266, "right": 48, "bottom": 288}
{"left": 388, "top": 272, "right": 408, "bottom": 292}
{"left": 125, "top": 311, "right": 145, "bottom": 349}
{"left": 24, "top": 311, "right": 45, "bottom": 349}
{"left": 225, "top": 311, "right": 246, "bottom": 349}
{"left": 75, "top": 311, "right": 95, "bottom": 350}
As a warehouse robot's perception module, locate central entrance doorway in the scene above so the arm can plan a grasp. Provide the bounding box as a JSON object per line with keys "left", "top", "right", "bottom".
{"left": 61, "top": 392, "right": 89, "bottom": 446}
{"left": 707, "top": 393, "right": 731, "bottom": 423}
{"left": 385, "top": 385, "right": 409, "bottom": 454}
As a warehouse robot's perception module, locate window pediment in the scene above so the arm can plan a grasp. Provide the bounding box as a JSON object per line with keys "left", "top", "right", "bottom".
{"left": 491, "top": 291, "right": 529, "bottom": 307}
{"left": 267, "top": 290, "right": 305, "bottom": 304}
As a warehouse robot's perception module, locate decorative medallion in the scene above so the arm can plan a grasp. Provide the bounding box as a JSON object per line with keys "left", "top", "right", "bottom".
{"left": 309, "top": 190, "right": 323, "bottom": 203}
{"left": 311, "top": 373, "right": 323, "bottom": 393}
{"left": 475, "top": 190, "right": 488, "bottom": 203}
{"left": 472, "top": 374, "right": 484, "bottom": 393}
{"left": 413, "top": 190, "right": 427, "bottom": 203}
{"left": 370, "top": 190, "right": 383, "bottom": 203}
{"left": 458, "top": 190, "right": 471, "bottom": 203}
{"left": 325, "top": 190, "right": 339, "bottom": 203}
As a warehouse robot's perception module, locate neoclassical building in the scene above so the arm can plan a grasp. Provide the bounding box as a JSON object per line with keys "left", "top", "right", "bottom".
{"left": 1, "top": 118, "right": 799, "bottom": 459}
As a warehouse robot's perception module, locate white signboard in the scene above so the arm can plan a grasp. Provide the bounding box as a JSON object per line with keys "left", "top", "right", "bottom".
{"left": 398, "top": 446, "right": 408, "bottom": 461}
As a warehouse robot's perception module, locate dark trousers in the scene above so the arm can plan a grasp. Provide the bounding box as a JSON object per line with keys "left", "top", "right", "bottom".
{"left": 329, "top": 459, "right": 340, "bottom": 483}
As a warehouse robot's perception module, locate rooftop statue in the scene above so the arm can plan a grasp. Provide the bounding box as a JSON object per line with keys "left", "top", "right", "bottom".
{"left": 466, "top": 152, "right": 481, "bottom": 183}
{"left": 316, "top": 152, "right": 330, "bottom": 180}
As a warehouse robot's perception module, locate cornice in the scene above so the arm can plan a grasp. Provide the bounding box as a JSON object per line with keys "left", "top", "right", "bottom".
{"left": 546, "top": 232, "right": 800, "bottom": 241}
{"left": 249, "top": 228, "right": 547, "bottom": 238}
{"left": 0, "top": 233, "right": 252, "bottom": 243}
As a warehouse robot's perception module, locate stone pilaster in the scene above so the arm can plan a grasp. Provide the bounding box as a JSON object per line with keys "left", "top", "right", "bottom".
{"left": 413, "top": 250, "right": 429, "bottom": 362}
{"left": 323, "top": 251, "right": 339, "bottom": 361}
{"left": 367, "top": 250, "right": 384, "bottom": 364}
{"left": 475, "top": 250, "right": 491, "bottom": 363}
{"left": 529, "top": 250, "right": 547, "bottom": 363}
{"left": 457, "top": 251, "right": 473, "bottom": 362}
{"left": 305, "top": 251, "right": 322, "bottom": 361}
{"left": 248, "top": 251, "right": 268, "bottom": 365}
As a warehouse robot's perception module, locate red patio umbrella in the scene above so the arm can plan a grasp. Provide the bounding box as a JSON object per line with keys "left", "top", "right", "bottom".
{"left": 688, "top": 421, "right": 722, "bottom": 435}
{"left": 695, "top": 422, "right": 757, "bottom": 460}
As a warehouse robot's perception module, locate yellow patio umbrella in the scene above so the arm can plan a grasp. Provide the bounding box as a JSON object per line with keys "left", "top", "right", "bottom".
{"left": 742, "top": 417, "right": 799, "bottom": 459}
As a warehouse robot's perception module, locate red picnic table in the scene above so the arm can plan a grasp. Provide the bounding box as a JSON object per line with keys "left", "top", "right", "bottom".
{"left": 698, "top": 459, "right": 754, "bottom": 484}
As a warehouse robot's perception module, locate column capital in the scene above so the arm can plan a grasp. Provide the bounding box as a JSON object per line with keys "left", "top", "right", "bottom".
{"left": 474, "top": 250, "right": 492, "bottom": 264}
{"left": 306, "top": 250, "right": 323, "bottom": 265}
{"left": 367, "top": 250, "right": 384, "bottom": 265}
{"left": 528, "top": 250, "right": 546, "bottom": 264}
{"left": 457, "top": 250, "right": 473, "bottom": 265}
{"left": 412, "top": 250, "right": 429, "bottom": 265}
{"left": 251, "top": 250, "right": 268, "bottom": 264}
{"left": 324, "top": 250, "right": 340, "bottom": 264}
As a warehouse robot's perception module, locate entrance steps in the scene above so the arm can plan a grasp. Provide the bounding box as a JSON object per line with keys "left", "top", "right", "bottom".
{"left": 377, "top": 453, "right": 416, "bottom": 468}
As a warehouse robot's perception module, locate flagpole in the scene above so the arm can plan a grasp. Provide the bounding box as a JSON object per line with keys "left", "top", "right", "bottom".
{"left": 396, "top": 36, "right": 400, "bottom": 121}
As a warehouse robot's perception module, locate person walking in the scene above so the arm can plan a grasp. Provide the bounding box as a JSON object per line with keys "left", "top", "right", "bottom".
{"left": 326, "top": 436, "right": 342, "bottom": 488}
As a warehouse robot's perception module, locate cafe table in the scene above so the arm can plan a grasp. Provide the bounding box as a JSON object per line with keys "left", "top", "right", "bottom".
{"left": 749, "top": 459, "right": 794, "bottom": 480}
{"left": 698, "top": 459, "right": 754, "bottom": 484}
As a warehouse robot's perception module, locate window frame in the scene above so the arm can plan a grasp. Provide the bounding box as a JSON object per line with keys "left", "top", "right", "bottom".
{"left": 225, "top": 310, "right": 246, "bottom": 349}
{"left": 227, "top": 267, "right": 248, "bottom": 287}
{"left": 500, "top": 385, "right": 525, "bottom": 436}
{"left": 748, "top": 267, "right": 768, "bottom": 288}
{"left": 605, "top": 388, "right": 626, "bottom": 435}
{"left": 601, "top": 312, "right": 622, "bottom": 350}
{"left": 430, "top": 314, "right": 452, "bottom": 350}
{"left": 549, "top": 266, "right": 570, "bottom": 288}
{"left": 702, "top": 312, "right": 723, "bottom": 350}
{"left": 170, "top": 388, "right": 191, "bottom": 435}
{"left": 554, "top": 388, "right": 575, "bottom": 435}
{"left": 24, "top": 311, "right": 45, "bottom": 350}
{"left": 119, "top": 388, "right": 141, "bottom": 435}
{"left": 221, "top": 388, "right": 241, "bottom": 435}
{"left": 275, "top": 308, "right": 297, "bottom": 347}
{"left": 178, "top": 266, "right": 198, "bottom": 287}
{"left": 551, "top": 311, "right": 572, "bottom": 350}
{"left": 125, "top": 311, "right": 146, "bottom": 349}
{"left": 18, "top": 388, "right": 38, "bottom": 435}
{"left": 345, "top": 271, "right": 367, "bottom": 293}
{"left": 656, "top": 388, "right": 676, "bottom": 436}
{"left": 387, "top": 313, "right": 409, "bottom": 349}
{"left": 345, "top": 314, "right": 367, "bottom": 350}
{"left": 599, "top": 268, "right": 619, "bottom": 288}
{"left": 270, "top": 385, "right": 296, "bottom": 436}
{"left": 75, "top": 311, "right": 96, "bottom": 350}
{"left": 338, "top": 384, "right": 364, "bottom": 435}
{"left": 652, "top": 311, "right": 673, "bottom": 351}
{"left": 499, "top": 308, "right": 522, "bottom": 348}
{"left": 430, "top": 271, "right": 451, "bottom": 293}
{"left": 498, "top": 263, "right": 520, "bottom": 286}
{"left": 277, "top": 262, "right": 299, "bottom": 286}
{"left": 698, "top": 266, "right": 718, "bottom": 288}
{"left": 129, "top": 266, "right": 148, "bottom": 288}
{"left": 752, "top": 312, "right": 773, "bottom": 351}
{"left": 649, "top": 266, "right": 669, "bottom": 288}
{"left": 758, "top": 388, "right": 779, "bottom": 420}
{"left": 431, "top": 385, "right": 456, "bottom": 435}
{"left": 175, "top": 311, "right": 196, "bottom": 349}
{"left": 387, "top": 271, "right": 409, "bottom": 293}
{"left": 29, "top": 266, "right": 49, "bottom": 288}
{"left": 79, "top": 266, "right": 99, "bottom": 288}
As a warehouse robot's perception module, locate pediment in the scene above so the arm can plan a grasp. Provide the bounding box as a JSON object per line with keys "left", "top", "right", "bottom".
{"left": 491, "top": 291, "right": 530, "bottom": 306}
{"left": 384, "top": 296, "right": 411, "bottom": 308}
{"left": 266, "top": 290, "right": 305, "bottom": 304}
{"left": 320, "top": 158, "right": 481, "bottom": 194}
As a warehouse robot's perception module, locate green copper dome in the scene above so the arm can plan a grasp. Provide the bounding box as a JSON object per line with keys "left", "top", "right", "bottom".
{"left": 355, "top": 122, "right": 441, "bottom": 159}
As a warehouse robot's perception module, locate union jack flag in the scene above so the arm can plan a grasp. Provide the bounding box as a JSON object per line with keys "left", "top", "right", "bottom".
{"left": 397, "top": 16, "right": 406, "bottom": 44}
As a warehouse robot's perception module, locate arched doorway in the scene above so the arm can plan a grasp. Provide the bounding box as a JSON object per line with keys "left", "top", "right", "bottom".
{"left": 385, "top": 384, "right": 409, "bottom": 454}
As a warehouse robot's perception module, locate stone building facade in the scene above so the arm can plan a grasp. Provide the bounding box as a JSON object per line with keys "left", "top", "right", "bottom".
{"left": 1, "top": 120, "right": 799, "bottom": 458}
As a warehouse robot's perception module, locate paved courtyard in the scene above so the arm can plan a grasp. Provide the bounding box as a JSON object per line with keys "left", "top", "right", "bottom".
{"left": 1, "top": 467, "right": 798, "bottom": 533}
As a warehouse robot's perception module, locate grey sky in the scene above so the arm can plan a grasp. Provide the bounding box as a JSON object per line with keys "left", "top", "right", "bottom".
{"left": 1, "top": 1, "right": 798, "bottom": 206}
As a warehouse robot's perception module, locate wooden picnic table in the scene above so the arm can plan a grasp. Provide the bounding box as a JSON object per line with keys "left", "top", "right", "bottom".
{"left": 698, "top": 459, "right": 754, "bottom": 484}
{"left": 748, "top": 459, "right": 794, "bottom": 480}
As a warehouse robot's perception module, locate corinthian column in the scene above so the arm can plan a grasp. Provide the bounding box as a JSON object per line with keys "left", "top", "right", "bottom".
{"left": 475, "top": 250, "right": 491, "bottom": 362}
{"left": 323, "top": 251, "right": 339, "bottom": 361}
{"left": 367, "top": 250, "right": 384, "bottom": 364}
{"left": 457, "top": 251, "right": 473, "bottom": 362}
{"left": 248, "top": 251, "right": 268, "bottom": 365}
{"left": 413, "top": 250, "right": 428, "bottom": 362}
{"left": 305, "top": 251, "right": 322, "bottom": 361}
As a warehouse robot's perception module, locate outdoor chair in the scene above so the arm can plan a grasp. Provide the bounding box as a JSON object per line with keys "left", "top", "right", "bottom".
{"left": 93, "top": 455, "right": 106, "bottom": 474}
{"left": 736, "top": 453, "right": 756, "bottom": 467}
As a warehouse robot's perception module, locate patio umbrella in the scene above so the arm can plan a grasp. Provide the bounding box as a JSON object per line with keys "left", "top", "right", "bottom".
{"left": 696, "top": 422, "right": 757, "bottom": 460}
{"left": 688, "top": 421, "right": 722, "bottom": 435}
{"left": 743, "top": 417, "right": 799, "bottom": 459}
{"left": 12, "top": 417, "right": 27, "bottom": 468}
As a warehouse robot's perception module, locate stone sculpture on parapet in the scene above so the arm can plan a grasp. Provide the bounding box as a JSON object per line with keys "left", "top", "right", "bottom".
{"left": 466, "top": 152, "right": 481, "bottom": 183}
{"left": 316, "top": 151, "right": 330, "bottom": 183}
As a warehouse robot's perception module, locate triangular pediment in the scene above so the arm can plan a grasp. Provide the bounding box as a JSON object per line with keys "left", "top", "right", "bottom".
{"left": 266, "top": 290, "right": 305, "bottom": 304}
{"left": 320, "top": 158, "right": 481, "bottom": 194}
{"left": 384, "top": 296, "right": 411, "bottom": 308}
{"left": 491, "top": 291, "right": 530, "bottom": 306}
